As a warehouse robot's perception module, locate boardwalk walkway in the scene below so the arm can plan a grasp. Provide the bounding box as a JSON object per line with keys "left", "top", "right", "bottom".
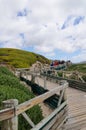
{"left": 35, "top": 77, "right": 86, "bottom": 130}
{"left": 64, "top": 88, "right": 86, "bottom": 130}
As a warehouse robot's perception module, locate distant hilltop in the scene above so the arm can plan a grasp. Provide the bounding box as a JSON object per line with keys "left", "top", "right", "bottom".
{"left": 0, "top": 48, "right": 50, "bottom": 68}
{"left": 79, "top": 61, "right": 86, "bottom": 64}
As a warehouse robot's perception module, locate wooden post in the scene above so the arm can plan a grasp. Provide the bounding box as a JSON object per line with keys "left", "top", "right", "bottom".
{"left": 31, "top": 74, "right": 35, "bottom": 83}
{"left": 26, "top": 71, "right": 28, "bottom": 80}
{"left": 78, "top": 74, "right": 85, "bottom": 83}
{"left": 20, "top": 71, "right": 22, "bottom": 78}
{"left": 58, "top": 89, "right": 65, "bottom": 107}
{"left": 22, "top": 112, "right": 35, "bottom": 128}
{"left": 1, "top": 99, "right": 18, "bottom": 130}
{"left": 58, "top": 81, "right": 68, "bottom": 105}
{"left": 63, "top": 81, "right": 68, "bottom": 101}
{"left": 63, "top": 72, "right": 65, "bottom": 78}
{"left": 44, "top": 76, "right": 47, "bottom": 89}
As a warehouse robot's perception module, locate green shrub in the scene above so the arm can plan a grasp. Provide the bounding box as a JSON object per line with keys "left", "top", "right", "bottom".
{"left": 57, "top": 72, "right": 63, "bottom": 77}
{"left": 0, "top": 66, "right": 15, "bottom": 77}
{"left": 67, "top": 64, "right": 86, "bottom": 73}
{"left": 0, "top": 67, "right": 43, "bottom": 130}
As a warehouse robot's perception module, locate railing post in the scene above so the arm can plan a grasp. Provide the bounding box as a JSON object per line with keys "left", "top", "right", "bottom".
{"left": 1, "top": 99, "right": 18, "bottom": 130}
{"left": 26, "top": 71, "right": 28, "bottom": 79}
{"left": 20, "top": 71, "right": 22, "bottom": 78}
{"left": 63, "top": 82, "right": 68, "bottom": 101}
{"left": 31, "top": 74, "right": 35, "bottom": 83}
{"left": 58, "top": 81, "right": 68, "bottom": 106}
{"left": 63, "top": 72, "right": 65, "bottom": 78}
{"left": 44, "top": 76, "right": 47, "bottom": 89}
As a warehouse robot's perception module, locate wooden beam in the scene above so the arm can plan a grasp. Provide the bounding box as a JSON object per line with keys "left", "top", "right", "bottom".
{"left": 0, "top": 108, "right": 14, "bottom": 121}
{"left": 31, "top": 101, "right": 67, "bottom": 130}
{"left": 44, "top": 76, "right": 47, "bottom": 89}
{"left": 78, "top": 75, "right": 85, "bottom": 83}
{"left": 0, "top": 84, "right": 67, "bottom": 121}
{"left": 22, "top": 112, "right": 35, "bottom": 128}
{"left": 16, "top": 84, "right": 68, "bottom": 115}
{"left": 58, "top": 89, "right": 65, "bottom": 107}
{"left": 1, "top": 99, "right": 18, "bottom": 130}
{"left": 54, "top": 117, "right": 67, "bottom": 130}
{"left": 42, "top": 107, "right": 67, "bottom": 130}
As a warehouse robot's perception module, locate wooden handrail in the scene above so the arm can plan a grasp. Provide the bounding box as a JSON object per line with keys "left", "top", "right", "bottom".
{"left": 0, "top": 82, "right": 68, "bottom": 121}
{"left": 0, "top": 107, "right": 14, "bottom": 121}
{"left": 16, "top": 83, "right": 68, "bottom": 115}
{"left": 31, "top": 101, "right": 67, "bottom": 130}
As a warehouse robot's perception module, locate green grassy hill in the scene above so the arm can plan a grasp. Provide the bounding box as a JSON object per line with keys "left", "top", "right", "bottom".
{"left": 0, "top": 48, "right": 50, "bottom": 68}
{"left": 67, "top": 63, "right": 86, "bottom": 73}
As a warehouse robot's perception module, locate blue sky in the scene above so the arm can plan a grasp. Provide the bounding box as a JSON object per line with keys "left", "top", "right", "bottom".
{"left": 0, "top": 0, "right": 86, "bottom": 63}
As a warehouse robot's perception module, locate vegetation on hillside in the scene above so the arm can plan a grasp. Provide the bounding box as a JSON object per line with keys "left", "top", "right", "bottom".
{"left": 67, "top": 63, "right": 86, "bottom": 73}
{"left": 0, "top": 66, "right": 43, "bottom": 130}
{"left": 0, "top": 48, "right": 50, "bottom": 68}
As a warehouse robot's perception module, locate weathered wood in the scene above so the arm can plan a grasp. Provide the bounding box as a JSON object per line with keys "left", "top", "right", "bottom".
{"left": 36, "top": 77, "right": 39, "bottom": 85}
{"left": 22, "top": 112, "right": 35, "bottom": 128}
{"left": 0, "top": 108, "right": 14, "bottom": 121}
{"left": 25, "top": 71, "right": 28, "bottom": 79}
{"left": 1, "top": 99, "right": 18, "bottom": 130}
{"left": 78, "top": 74, "right": 85, "bottom": 83}
{"left": 44, "top": 76, "right": 47, "bottom": 89}
{"left": 50, "top": 107, "right": 67, "bottom": 130}
{"left": 31, "top": 101, "right": 67, "bottom": 130}
{"left": 0, "top": 83, "right": 67, "bottom": 121}
{"left": 51, "top": 115, "right": 67, "bottom": 130}
{"left": 42, "top": 107, "right": 67, "bottom": 130}
{"left": 16, "top": 84, "right": 68, "bottom": 115}
{"left": 63, "top": 84, "right": 68, "bottom": 102}
{"left": 64, "top": 87, "right": 86, "bottom": 130}
{"left": 58, "top": 89, "right": 65, "bottom": 107}
{"left": 31, "top": 75, "right": 35, "bottom": 83}
{"left": 0, "top": 73, "right": 68, "bottom": 130}
{"left": 63, "top": 72, "right": 65, "bottom": 78}
{"left": 41, "top": 73, "right": 86, "bottom": 91}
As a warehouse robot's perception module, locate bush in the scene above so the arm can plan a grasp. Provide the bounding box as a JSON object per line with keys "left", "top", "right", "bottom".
{"left": 57, "top": 72, "right": 63, "bottom": 77}
{"left": 0, "top": 66, "right": 15, "bottom": 77}
{"left": 0, "top": 67, "right": 43, "bottom": 130}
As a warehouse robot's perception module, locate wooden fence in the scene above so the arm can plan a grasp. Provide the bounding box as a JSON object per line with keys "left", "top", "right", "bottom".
{"left": 0, "top": 82, "right": 68, "bottom": 130}
{"left": 41, "top": 74, "right": 86, "bottom": 92}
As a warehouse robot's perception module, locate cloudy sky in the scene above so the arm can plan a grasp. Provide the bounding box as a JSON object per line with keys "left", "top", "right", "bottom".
{"left": 0, "top": 0, "right": 86, "bottom": 62}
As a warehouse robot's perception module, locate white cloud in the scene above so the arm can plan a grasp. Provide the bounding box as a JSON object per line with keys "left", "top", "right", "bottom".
{"left": 0, "top": 0, "right": 86, "bottom": 62}
{"left": 71, "top": 50, "right": 86, "bottom": 63}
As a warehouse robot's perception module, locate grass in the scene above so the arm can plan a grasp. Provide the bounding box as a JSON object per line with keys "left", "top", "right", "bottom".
{"left": 67, "top": 63, "right": 86, "bottom": 73}
{"left": 0, "top": 48, "right": 50, "bottom": 68}
{"left": 0, "top": 66, "right": 43, "bottom": 130}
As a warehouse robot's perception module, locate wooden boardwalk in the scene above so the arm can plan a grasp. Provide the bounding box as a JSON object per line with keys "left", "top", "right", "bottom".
{"left": 64, "top": 88, "right": 86, "bottom": 130}
{"left": 35, "top": 77, "right": 86, "bottom": 130}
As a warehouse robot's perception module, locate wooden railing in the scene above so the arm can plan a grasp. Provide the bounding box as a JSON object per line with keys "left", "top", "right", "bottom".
{"left": 41, "top": 74, "right": 86, "bottom": 92}
{"left": 0, "top": 82, "right": 68, "bottom": 130}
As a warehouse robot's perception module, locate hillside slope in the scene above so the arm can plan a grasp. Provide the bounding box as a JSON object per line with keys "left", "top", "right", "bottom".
{"left": 0, "top": 66, "right": 43, "bottom": 130}
{"left": 67, "top": 63, "right": 86, "bottom": 73}
{"left": 0, "top": 48, "right": 50, "bottom": 68}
